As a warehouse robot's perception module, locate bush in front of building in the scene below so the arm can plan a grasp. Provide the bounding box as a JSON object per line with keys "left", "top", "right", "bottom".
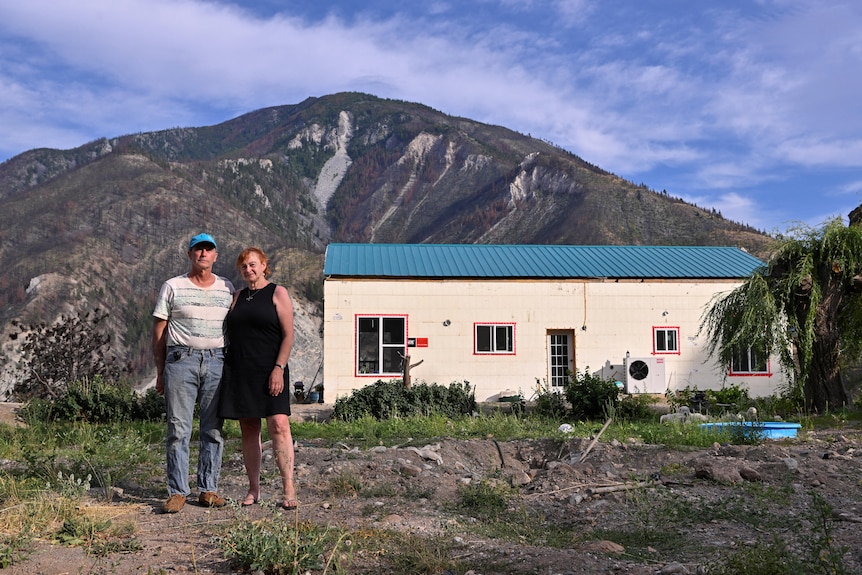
{"left": 565, "top": 368, "right": 620, "bottom": 421}
{"left": 616, "top": 393, "right": 660, "bottom": 420}
{"left": 331, "top": 379, "right": 477, "bottom": 421}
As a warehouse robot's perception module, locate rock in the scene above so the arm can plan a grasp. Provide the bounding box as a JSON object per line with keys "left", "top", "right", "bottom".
{"left": 405, "top": 444, "right": 443, "bottom": 465}
{"left": 399, "top": 463, "right": 422, "bottom": 477}
{"left": 693, "top": 459, "right": 742, "bottom": 483}
{"left": 739, "top": 466, "right": 762, "bottom": 482}
{"left": 580, "top": 540, "right": 625, "bottom": 554}
{"left": 509, "top": 470, "right": 532, "bottom": 487}
{"left": 832, "top": 509, "right": 862, "bottom": 523}
{"left": 659, "top": 561, "right": 691, "bottom": 574}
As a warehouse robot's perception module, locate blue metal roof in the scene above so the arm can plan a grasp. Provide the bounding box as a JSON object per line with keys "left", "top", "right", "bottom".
{"left": 323, "top": 243, "right": 765, "bottom": 279}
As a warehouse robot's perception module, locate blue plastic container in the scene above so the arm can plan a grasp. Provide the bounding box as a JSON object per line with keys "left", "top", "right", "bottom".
{"left": 699, "top": 421, "right": 801, "bottom": 439}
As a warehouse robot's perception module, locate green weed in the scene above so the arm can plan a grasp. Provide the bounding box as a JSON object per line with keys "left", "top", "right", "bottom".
{"left": 384, "top": 532, "right": 457, "bottom": 575}
{"left": 218, "top": 515, "right": 348, "bottom": 575}
{"left": 329, "top": 471, "right": 362, "bottom": 497}
{"left": 458, "top": 479, "right": 513, "bottom": 518}
{"left": 706, "top": 537, "right": 800, "bottom": 575}
{"left": 0, "top": 534, "right": 31, "bottom": 568}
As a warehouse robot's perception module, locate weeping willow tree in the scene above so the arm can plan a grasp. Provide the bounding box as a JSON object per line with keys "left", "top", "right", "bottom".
{"left": 700, "top": 218, "right": 862, "bottom": 413}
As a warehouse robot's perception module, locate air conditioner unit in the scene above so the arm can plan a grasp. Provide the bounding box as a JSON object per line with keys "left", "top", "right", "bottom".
{"left": 625, "top": 357, "right": 666, "bottom": 394}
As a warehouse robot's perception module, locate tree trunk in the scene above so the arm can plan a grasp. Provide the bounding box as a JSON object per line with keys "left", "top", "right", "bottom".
{"left": 807, "top": 328, "right": 848, "bottom": 412}
{"left": 403, "top": 354, "right": 412, "bottom": 388}
{"left": 805, "top": 278, "right": 850, "bottom": 412}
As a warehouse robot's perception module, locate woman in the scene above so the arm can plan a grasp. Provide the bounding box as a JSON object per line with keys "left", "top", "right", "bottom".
{"left": 220, "top": 247, "right": 297, "bottom": 510}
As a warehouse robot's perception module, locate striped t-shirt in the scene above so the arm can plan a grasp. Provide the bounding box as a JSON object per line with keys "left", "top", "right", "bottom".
{"left": 153, "top": 274, "right": 235, "bottom": 349}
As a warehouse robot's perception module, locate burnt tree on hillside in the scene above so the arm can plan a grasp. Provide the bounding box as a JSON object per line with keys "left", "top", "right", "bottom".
{"left": 12, "top": 308, "right": 128, "bottom": 400}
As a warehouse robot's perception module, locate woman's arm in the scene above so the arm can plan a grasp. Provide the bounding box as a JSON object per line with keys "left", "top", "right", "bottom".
{"left": 268, "top": 285, "right": 295, "bottom": 395}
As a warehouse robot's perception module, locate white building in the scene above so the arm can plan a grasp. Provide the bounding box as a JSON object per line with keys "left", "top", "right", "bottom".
{"left": 322, "top": 244, "right": 786, "bottom": 402}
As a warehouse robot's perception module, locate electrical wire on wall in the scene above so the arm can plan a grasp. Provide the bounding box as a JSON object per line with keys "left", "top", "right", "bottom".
{"left": 581, "top": 281, "right": 588, "bottom": 331}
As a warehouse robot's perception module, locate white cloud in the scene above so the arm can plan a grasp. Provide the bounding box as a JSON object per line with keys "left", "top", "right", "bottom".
{"left": 0, "top": 0, "right": 860, "bottom": 234}
{"left": 552, "top": 0, "right": 594, "bottom": 26}
{"left": 775, "top": 138, "right": 862, "bottom": 168}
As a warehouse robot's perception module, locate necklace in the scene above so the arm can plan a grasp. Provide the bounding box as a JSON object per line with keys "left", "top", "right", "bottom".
{"left": 246, "top": 287, "right": 262, "bottom": 301}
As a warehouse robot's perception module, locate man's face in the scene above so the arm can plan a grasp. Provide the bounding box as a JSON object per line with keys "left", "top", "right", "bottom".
{"left": 188, "top": 243, "right": 218, "bottom": 271}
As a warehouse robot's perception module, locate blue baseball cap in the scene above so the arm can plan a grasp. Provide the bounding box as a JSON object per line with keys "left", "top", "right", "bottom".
{"left": 189, "top": 233, "right": 217, "bottom": 250}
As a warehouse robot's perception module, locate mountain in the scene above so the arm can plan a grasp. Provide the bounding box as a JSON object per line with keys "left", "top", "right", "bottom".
{"left": 0, "top": 92, "right": 774, "bottom": 398}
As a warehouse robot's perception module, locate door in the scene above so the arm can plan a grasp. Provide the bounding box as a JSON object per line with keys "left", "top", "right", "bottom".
{"left": 547, "top": 330, "right": 574, "bottom": 389}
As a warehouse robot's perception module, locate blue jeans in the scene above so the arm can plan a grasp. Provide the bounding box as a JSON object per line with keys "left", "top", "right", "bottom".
{"left": 163, "top": 346, "right": 224, "bottom": 496}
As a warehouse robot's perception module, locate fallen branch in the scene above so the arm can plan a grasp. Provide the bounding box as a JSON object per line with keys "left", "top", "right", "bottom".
{"left": 525, "top": 482, "right": 624, "bottom": 497}
{"left": 586, "top": 481, "right": 652, "bottom": 495}
{"left": 578, "top": 418, "right": 612, "bottom": 464}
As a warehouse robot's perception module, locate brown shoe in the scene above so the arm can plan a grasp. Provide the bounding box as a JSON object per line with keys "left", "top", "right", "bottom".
{"left": 163, "top": 493, "right": 187, "bottom": 513}
{"left": 198, "top": 491, "right": 226, "bottom": 508}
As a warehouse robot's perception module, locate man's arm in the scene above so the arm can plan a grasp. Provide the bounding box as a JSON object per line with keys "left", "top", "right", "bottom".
{"left": 152, "top": 318, "right": 168, "bottom": 395}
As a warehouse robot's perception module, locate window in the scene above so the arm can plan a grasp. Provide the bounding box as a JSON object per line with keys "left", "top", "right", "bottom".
{"left": 653, "top": 327, "right": 680, "bottom": 354}
{"left": 356, "top": 315, "right": 406, "bottom": 376}
{"left": 730, "top": 346, "right": 769, "bottom": 375}
{"left": 475, "top": 323, "right": 515, "bottom": 354}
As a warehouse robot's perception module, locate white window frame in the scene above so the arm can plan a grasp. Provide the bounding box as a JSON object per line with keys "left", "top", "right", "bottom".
{"left": 355, "top": 315, "right": 407, "bottom": 376}
{"left": 730, "top": 345, "right": 770, "bottom": 375}
{"left": 653, "top": 326, "right": 680, "bottom": 355}
{"left": 474, "top": 323, "right": 515, "bottom": 355}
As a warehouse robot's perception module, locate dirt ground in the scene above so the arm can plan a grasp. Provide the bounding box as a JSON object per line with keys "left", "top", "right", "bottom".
{"left": 2, "top": 402, "right": 862, "bottom": 575}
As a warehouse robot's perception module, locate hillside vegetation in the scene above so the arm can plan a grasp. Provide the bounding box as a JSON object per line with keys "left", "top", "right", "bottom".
{"left": 0, "top": 92, "right": 774, "bottom": 397}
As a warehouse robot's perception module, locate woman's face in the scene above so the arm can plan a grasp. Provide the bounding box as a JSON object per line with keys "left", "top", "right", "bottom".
{"left": 239, "top": 252, "right": 267, "bottom": 285}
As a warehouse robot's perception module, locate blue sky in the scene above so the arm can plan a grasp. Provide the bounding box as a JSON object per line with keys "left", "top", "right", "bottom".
{"left": 1, "top": 0, "right": 861, "bottom": 234}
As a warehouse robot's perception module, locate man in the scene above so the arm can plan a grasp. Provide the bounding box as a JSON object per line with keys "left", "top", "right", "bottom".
{"left": 152, "top": 233, "right": 234, "bottom": 513}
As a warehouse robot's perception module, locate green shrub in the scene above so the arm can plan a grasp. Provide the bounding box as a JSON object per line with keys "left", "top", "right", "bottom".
{"left": 19, "top": 377, "right": 165, "bottom": 425}
{"left": 218, "top": 515, "right": 342, "bottom": 574}
{"left": 0, "top": 534, "right": 31, "bottom": 568}
{"left": 458, "top": 479, "right": 513, "bottom": 518}
{"left": 565, "top": 368, "right": 619, "bottom": 421}
{"left": 617, "top": 394, "right": 659, "bottom": 421}
{"left": 709, "top": 383, "right": 752, "bottom": 411}
{"left": 706, "top": 536, "right": 800, "bottom": 575}
{"left": 667, "top": 383, "right": 756, "bottom": 417}
{"left": 753, "top": 393, "right": 802, "bottom": 420}
{"left": 132, "top": 388, "right": 167, "bottom": 421}
{"left": 533, "top": 388, "right": 568, "bottom": 419}
{"left": 331, "top": 380, "right": 476, "bottom": 421}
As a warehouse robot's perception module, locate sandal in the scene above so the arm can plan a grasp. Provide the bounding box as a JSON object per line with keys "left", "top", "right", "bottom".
{"left": 240, "top": 494, "right": 259, "bottom": 507}
{"left": 279, "top": 499, "right": 298, "bottom": 511}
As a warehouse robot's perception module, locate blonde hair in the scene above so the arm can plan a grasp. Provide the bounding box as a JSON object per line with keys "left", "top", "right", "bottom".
{"left": 235, "top": 247, "right": 271, "bottom": 277}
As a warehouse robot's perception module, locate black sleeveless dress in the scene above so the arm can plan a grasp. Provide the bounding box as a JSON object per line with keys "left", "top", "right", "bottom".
{"left": 219, "top": 282, "right": 291, "bottom": 418}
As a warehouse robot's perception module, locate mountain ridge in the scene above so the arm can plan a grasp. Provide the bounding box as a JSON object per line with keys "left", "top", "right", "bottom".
{"left": 0, "top": 92, "right": 774, "bottom": 398}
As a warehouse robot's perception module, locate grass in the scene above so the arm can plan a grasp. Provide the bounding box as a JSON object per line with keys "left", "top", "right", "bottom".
{"left": 217, "top": 512, "right": 349, "bottom": 574}
{"left": 290, "top": 410, "right": 766, "bottom": 449}
{"left": 0, "top": 405, "right": 854, "bottom": 573}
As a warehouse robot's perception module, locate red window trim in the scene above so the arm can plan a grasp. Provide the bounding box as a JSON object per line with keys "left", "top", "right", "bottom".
{"left": 354, "top": 313, "right": 409, "bottom": 378}
{"left": 728, "top": 360, "right": 773, "bottom": 377}
{"left": 652, "top": 325, "right": 681, "bottom": 356}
